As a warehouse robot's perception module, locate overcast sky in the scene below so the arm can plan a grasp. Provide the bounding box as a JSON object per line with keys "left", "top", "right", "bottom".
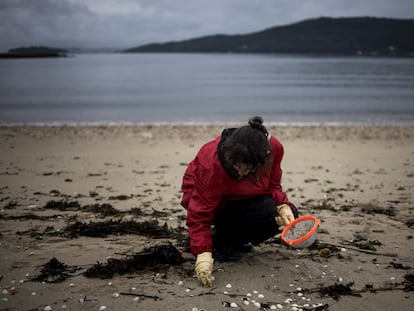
{"left": 1, "top": 0, "right": 413, "bottom": 52}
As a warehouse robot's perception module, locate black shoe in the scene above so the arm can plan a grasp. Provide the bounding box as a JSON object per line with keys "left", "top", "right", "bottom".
{"left": 235, "top": 242, "right": 254, "bottom": 253}
{"left": 213, "top": 244, "right": 241, "bottom": 262}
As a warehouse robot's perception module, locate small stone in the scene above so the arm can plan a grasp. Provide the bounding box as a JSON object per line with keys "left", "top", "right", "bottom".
{"left": 297, "top": 292, "right": 303, "bottom": 297}
{"left": 253, "top": 290, "right": 258, "bottom": 294}
{"left": 230, "top": 302, "right": 238, "bottom": 308}
{"left": 284, "top": 298, "right": 293, "bottom": 303}
{"left": 99, "top": 306, "right": 107, "bottom": 311}
{"left": 44, "top": 306, "right": 52, "bottom": 311}
{"left": 177, "top": 281, "right": 184, "bottom": 286}
{"left": 185, "top": 288, "right": 191, "bottom": 292}
{"left": 61, "top": 305, "right": 67, "bottom": 309}
{"left": 2, "top": 289, "right": 8, "bottom": 295}
{"left": 338, "top": 277, "right": 344, "bottom": 283}
{"left": 243, "top": 299, "right": 250, "bottom": 305}
{"left": 191, "top": 308, "right": 198, "bottom": 311}
{"left": 258, "top": 294, "right": 264, "bottom": 298}
{"left": 70, "top": 283, "right": 75, "bottom": 287}
{"left": 32, "top": 292, "right": 36, "bottom": 296}
{"left": 223, "top": 291, "right": 228, "bottom": 295}
{"left": 253, "top": 301, "right": 261, "bottom": 308}
{"left": 19, "top": 279, "right": 24, "bottom": 284}
{"left": 276, "top": 304, "right": 283, "bottom": 309}
{"left": 112, "top": 292, "right": 120, "bottom": 298}
{"left": 107, "top": 282, "right": 112, "bottom": 286}
{"left": 296, "top": 287, "right": 302, "bottom": 291}
{"left": 2, "top": 298, "right": 8, "bottom": 302}
{"left": 246, "top": 293, "right": 252, "bottom": 297}
{"left": 226, "top": 283, "right": 232, "bottom": 288}
{"left": 133, "top": 297, "right": 140, "bottom": 302}
{"left": 10, "top": 287, "right": 16, "bottom": 295}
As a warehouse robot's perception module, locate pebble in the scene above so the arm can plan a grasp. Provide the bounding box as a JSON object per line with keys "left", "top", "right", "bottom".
{"left": 226, "top": 283, "right": 232, "bottom": 288}
{"left": 99, "top": 306, "right": 107, "bottom": 311}
{"left": 276, "top": 304, "right": 283, "bottom": 309}
{"left": 44, "top": 306, "right": 52, "bottom": 311}
{"left": 270, "top": 306, "right": 277, "bottom": 310}
{"left": 112, "top": 292, "right": 120, "bottom": 298}
{"left": 284, "top": 298, "right": 293, "bottom": 304}
{"left": 134, "top": 297, "right": 140, "bottom": 302}
{"left": 107, "top": 282, "right": 112, "bottom": 286}
{"left": 191, "top": 308, "right": 198, "bottom": 311}
{"left": 177, "top": 281, "right": 184, "bottom": 286}
{"left": 253, "top": 301, "right": 261, "bottom": 308}
{"left": 230, "top": 302, "right": 238, "bottom": 308}
{"left": 2, "top": 289, "right": 8, "bottom": 295}
{"left": 257, "top": 294, "right": 264, "bottom": 298}
{"left": 243, "top": 299, "right": 250, "bottom": 305}
{"left": 61, "top": 305, "right": 67, "bottom": 309}
{"left": 70, "top": 283, "right": 75, "bottom": 287}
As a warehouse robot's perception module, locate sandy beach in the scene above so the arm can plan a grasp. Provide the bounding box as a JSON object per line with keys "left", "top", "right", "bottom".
{"left": 0, "top": 124, "right": 413, "bottom": 311}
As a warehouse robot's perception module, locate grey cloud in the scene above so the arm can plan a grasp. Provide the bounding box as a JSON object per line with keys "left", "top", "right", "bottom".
{"left": 0, "top": 0, "right": 413, "bottom": 52}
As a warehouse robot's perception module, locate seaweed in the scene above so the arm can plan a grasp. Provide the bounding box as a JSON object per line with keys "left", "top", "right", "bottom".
{"left": 63, "top": 219, "right": 174, "bottom": 238}
{"left": 84, "top": 243, "right": 184, "bottom": 279}
{"left": 32, "top": 258, "right": 78, "bottom": 283}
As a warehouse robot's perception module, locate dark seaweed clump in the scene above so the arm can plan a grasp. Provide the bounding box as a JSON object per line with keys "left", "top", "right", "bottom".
{"left": 63, "top": 219, "right": 173, "bottom": 238}
{"left": 317, "top": 282, "right": 361, "bottom": 300}
{"left": 84, "top": 243, "right": 184, "bottom": 279}
{"left": 32, "top": 257, "right": 77, "bottom": 283}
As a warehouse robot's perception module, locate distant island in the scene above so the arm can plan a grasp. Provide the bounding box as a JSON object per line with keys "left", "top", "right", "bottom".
{"left": 124, "top": 17, "right": 414, "bottom": 56}
{"left": 0, "top": 46, "right": 68, "bottom": 58}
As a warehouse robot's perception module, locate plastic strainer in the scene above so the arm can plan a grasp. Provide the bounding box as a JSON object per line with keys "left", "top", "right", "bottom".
{"left": 281, "top": 215, "right": 320, "bottom": 248}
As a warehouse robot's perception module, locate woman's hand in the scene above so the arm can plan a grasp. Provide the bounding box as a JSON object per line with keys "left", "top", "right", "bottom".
{"left": 275, "top": 204, "right": 295, "bottom": 230}
{"left": 195, "top": 252, "right": 215, "bottom": 286}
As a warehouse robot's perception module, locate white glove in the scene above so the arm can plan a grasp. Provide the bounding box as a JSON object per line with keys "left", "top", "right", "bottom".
{"left": 195, "top": 252, "right": 214, "bottom": 287}
{"left": 275, "top": 204, "right": 295, "bottom": 231}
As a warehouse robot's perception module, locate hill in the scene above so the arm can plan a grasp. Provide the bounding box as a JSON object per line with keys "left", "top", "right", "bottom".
{"left": 0, "top": 46, "right": 67, "bottom": 58}
{"left": 124, "top": 17, "right": 414, "bottom": 56}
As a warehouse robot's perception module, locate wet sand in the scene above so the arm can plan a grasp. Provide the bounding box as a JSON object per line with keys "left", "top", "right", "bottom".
{"left": 0, "top": 125, "right": 413, "bottom": 311}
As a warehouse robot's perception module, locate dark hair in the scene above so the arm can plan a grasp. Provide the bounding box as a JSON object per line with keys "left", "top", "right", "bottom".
{"left": 222, "top": 116, "right": 272, "bottom": 172}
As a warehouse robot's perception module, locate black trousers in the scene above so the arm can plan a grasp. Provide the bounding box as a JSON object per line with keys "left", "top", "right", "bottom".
{"left": 213, "top": 195, "right": 298, "bottom": 246}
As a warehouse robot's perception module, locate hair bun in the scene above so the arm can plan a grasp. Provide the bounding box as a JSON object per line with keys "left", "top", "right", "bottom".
{"left": 248, "top": 116, "right": 268, "bottom": 136}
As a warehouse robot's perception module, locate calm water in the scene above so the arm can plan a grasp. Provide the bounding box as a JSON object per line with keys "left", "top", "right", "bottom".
{"left": 1, "top": 53, "right": 414, "bottom": 124}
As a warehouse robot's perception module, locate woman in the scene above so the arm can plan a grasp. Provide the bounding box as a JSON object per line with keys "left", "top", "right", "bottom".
{"left": 181, "top": 116, "right": 297, "bottom": 287}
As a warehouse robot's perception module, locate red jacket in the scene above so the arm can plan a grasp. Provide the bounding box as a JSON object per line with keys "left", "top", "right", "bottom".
{"left": 181, "top": 133, "right": 292, "bottom": 256}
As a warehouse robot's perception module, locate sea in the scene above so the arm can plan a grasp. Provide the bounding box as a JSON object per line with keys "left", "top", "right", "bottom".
{"left": 1, "top": 53, "right": 414, "bottom": 125}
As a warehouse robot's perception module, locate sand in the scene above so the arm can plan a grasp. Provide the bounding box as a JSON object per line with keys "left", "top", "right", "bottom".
{"left": 0, "top": 124, "right": 413, "bottom": 311}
